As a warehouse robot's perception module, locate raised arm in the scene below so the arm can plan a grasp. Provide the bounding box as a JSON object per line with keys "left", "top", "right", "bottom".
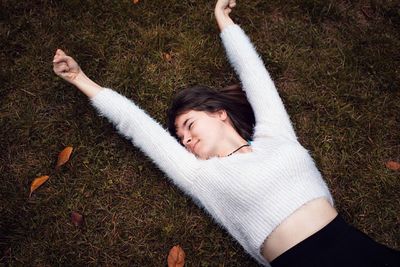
{"left": 214, "top": 1, "right": 297, "bottom": 141}
{"left": 214, "top": 0, "right": 236, "bottom": 31}
{"left": 53, "top": 49, "right": 199, "bottom": 191}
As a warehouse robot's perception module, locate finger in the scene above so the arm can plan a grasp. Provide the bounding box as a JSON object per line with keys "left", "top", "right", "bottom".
{"left": 65, "top": 55, "right": 76, "bottom": 65}
{"left": 54, "top": 63, "right": 69, "bottom": 73}
{"left": 53, "top": 64, "right": 66, "bottom": 74}
{"left": 58, "top": 62, "right": 68, "bottom": 69}
{"left": 229, "top": 0, "right": 236, "bottom": 8}
{"left": 59, "top": 71, "right": 72, "bottom": 79}
{"left": 53, "top": 57, "right": 65, "bottom": 63}
{"left": 56, "top": 49, "right": 67, "bottom": 56}
{"left": 53, "top": 55, "right": 69, "bottom": 63}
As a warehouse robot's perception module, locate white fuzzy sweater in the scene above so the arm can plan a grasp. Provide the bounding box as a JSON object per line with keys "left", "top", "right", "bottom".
{"left": 90, "top": 24, "right": 333, "bottom": 266}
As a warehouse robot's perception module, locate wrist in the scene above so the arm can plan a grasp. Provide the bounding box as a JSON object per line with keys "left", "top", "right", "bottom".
{"left": 215, "top": 12, "right": 235, "bottom": 31}
{"left": 71, "top": 70, "right": 88, "bottom": 86}
{"left": 71, "top": 71, "right": 103, "bottom": 99}
{"left": 214, "top": 8, "right": 228, "bottom": 19}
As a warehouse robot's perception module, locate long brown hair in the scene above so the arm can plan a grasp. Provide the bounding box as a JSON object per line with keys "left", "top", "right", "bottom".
{"left": 167, "top": 84, "right": 255, "bottom": 142}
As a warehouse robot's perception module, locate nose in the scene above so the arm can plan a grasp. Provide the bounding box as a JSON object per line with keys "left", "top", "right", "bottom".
{"left": 183, "top": 133, "right": 192, "bottom": 146}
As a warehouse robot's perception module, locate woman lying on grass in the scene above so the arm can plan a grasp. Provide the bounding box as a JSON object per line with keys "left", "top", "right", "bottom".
{"left": 53, "top": 0, "right": 400, "bottom": 266}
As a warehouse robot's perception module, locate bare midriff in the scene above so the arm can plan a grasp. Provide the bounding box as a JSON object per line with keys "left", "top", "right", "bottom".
{"left": 261, "top": 197, "right": 338, "bottom": 262}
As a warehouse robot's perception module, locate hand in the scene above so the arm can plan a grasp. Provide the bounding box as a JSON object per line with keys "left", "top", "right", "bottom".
{"left": 52, "top": 49, "right": 82, "bottom": 84}
{"left": 215, "top": 0, "right": 236, "bottom": 17}
{"left": 52, "top": 49, "right": 102, "bottom": 98}
{"left": 215, "top": 0, "right": 236, "bottom": 31}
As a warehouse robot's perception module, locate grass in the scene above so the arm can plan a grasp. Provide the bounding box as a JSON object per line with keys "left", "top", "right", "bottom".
{"left": 1, "top": 0, "right": 399, "bottom": 265}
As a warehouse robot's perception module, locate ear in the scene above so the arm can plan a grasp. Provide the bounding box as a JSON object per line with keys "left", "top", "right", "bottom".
{"left": 216, "top": 109, "right": 228, "bottom": 121}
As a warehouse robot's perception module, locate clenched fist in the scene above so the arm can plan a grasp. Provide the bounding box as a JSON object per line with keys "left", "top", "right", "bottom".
{"left": 53, "top": 49, "right": 81, "bottom": 84}
{"left": 215, "top": 0, "right": 236, "bottom": 17}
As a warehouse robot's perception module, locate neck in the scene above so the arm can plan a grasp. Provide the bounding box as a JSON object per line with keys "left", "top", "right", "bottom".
{"left": 217, "top": 132, "right": 252, "bottom": 157}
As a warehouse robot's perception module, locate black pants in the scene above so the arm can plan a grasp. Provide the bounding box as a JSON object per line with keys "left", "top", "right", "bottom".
{"left": 270, "top": 215, "right": 400, "bottom": 267}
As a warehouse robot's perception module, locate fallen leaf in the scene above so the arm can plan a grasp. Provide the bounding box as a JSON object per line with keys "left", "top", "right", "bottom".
{"left": 385, "top": 161, "right": 400, "bottom": 171}
{"left": 133, "top": 0, "right": 140, "bottom": 4}
{"left": 163, "top": 52, "right": 172, "bottom": 62}
{"left": 29, "top": 175, "right": 50, "bottom": 197}
{"left": 56, "top": 146, "right": 73, "bottom": 169}
{"left": 71, "top": 211, "right": 84, "bottom": 227}
{"left": 167, "top": 245, "right": 185, "bottom": 267}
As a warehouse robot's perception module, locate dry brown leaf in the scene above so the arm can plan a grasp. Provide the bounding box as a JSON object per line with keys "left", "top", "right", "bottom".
{"left": 29, "top": 175, "right": 50, "bottom": 197}
{"left": 56, "top": 146, "right": 73, "bottom": 169}
{"left": 163, "top": 52, "right": 172, "bottom": 62}
{"left": 167, "top": 245, "right": 185, "bottom": 267}
{"left": 71, "top": 211, "right": 84, "bottom": 227}
{"left": 133, "top": 0, "right": 140, "bottom": 4}
{"left": 385, "top": 161, "right": 400, "bottom": 171}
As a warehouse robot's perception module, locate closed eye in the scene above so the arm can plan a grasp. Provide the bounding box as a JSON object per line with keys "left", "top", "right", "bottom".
{"left": 189, "top": 122, "right": 193, "bottom": 130}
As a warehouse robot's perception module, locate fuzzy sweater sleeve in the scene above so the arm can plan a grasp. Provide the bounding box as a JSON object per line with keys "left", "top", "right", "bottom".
{"left": 90, "top": 88, "right": 200, "bottom": 191}
{"left": 220, "top": 24, "right": 297, "bottom": 141}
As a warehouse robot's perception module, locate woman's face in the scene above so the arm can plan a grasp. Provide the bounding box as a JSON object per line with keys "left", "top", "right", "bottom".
{"left": 175, "top": 109, "right": 229, "bottom": 159}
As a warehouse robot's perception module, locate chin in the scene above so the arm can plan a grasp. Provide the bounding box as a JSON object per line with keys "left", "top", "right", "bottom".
{"left": 195, "top": 153, "right": 206, "bottom": 160}
{"left": 193, "top": 150, "right": 208, "bottom": 160}
{"left": 193, "top": 145, "right": 214, "bottom": 160}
